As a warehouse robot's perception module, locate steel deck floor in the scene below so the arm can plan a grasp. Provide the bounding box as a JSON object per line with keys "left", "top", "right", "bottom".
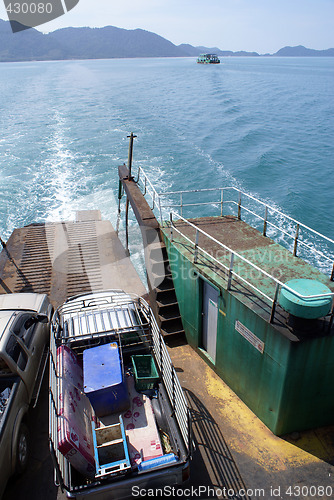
{"left": 0, "top": 211, "right": 146, "bottom": 308}
{"left": 2, "top": 212, "right": 334, "bottom": 500}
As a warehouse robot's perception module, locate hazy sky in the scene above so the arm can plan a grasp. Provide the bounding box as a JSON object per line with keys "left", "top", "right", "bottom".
{"left": 1, "top": 0, "right": 333, "bottom": 53}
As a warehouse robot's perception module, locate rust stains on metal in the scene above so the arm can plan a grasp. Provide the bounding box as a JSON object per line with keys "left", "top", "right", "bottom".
{"left": 119, "top": 164, "right": 159, "bottom": 230}
{"left": 184, "top": 215, "right": 276, "bottom": 252}
{"left": 171, "top": 215, "right": 334, "bottom": 293}
{"left": 164, "top": 215, "right": 334, "bottom": 337}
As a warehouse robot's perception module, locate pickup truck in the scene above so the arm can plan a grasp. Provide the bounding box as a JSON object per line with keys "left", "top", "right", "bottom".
{"left": 0, "top": 293, "right": 52, "bottom": 499}
{"left": 49, "top": 290, "right": 191, "bottom": 499}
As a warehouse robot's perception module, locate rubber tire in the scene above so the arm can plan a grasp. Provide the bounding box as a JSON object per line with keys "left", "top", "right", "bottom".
{"left": 16, "top": 423, "right": 29, "bottom": 474}
{"left": 151, "top": 397, "right": 169, "bottom": 433}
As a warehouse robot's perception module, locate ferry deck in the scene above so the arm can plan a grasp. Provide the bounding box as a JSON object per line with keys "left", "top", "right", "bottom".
{"left": 1, "top": 182, "right": 334, "bottom": 499}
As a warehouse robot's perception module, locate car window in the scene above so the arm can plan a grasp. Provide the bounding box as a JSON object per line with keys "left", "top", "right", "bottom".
{"left": 6, "top": 335, "right": 27, "bottom": 370}
{"left": 0, "top": 357, "right": 11, "bottom": 374}
{"left": 12, "top": 313, "right": 36, "bottom": 348}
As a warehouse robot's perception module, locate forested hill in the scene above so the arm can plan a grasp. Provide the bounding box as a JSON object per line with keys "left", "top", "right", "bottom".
{"left": 0, "top": 19, "right": 333, "bottom": 62}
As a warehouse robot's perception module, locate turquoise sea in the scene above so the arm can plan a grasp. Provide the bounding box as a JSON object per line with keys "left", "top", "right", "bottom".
{"left": 0, "top": 56, "right": 333, "bottom": 274}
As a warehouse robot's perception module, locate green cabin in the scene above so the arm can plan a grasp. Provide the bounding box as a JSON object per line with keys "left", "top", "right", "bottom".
{"left": 155, "top": 186, "right": 334, "bottom": 436}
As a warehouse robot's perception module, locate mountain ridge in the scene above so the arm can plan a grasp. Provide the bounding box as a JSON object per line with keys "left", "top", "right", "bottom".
{"left": 0, "top": 19, "right": 333, "bottom": 62}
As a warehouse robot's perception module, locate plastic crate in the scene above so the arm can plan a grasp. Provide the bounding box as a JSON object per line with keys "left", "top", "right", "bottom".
{"left": 83, "top": 343, "right": 129, "bottom": 417}
{"left": 131, "top": 355, "right": 159, "bottom": 391}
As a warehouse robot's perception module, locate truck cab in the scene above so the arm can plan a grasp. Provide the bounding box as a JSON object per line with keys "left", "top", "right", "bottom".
{"left": 0, "top": 293, "right": 52, "bottom": 498}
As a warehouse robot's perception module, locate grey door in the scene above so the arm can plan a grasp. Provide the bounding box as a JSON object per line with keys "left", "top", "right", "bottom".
{"left": 202, "top": 281, "right": 219, "bottom": 363}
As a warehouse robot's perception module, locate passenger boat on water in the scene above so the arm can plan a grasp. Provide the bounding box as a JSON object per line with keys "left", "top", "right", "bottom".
{"left": 197, "top": 53, "right": 220, "bottom": 64}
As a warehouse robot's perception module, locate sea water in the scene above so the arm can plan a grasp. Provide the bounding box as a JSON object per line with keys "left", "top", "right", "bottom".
{"left": 0, "top": 57, "right": 333, "bottom": 278}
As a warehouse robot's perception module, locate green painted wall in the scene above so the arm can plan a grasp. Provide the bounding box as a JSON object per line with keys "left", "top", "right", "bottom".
{"left": 164, "top": 235, "right": 334, "bottom": 435}
{"left": 216, "top": 290, "right": 290, "bottom": 434}
{"left": 277, "top": 336, "right": 334, "bottom": 435}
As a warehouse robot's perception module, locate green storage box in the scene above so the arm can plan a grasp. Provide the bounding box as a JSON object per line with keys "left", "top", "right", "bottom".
{"left": 131, "top": 355, "right": 160, "bottom": 391}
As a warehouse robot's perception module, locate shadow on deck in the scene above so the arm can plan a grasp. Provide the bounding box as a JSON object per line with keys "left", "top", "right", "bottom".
{"left": 184, "top": 388, "right": 252, "bottom": 499}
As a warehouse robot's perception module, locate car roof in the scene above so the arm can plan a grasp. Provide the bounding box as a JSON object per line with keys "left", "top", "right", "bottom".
{"left": 0, "top": 311, "right": 15, "bottom": 346}
{"left": 0, "top": 293, "right": 45, "bottom": 313}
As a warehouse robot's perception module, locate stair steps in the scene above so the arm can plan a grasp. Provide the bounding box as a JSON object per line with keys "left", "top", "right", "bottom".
{"left": 148, "top": 242, "right": 185, "bottom": 338}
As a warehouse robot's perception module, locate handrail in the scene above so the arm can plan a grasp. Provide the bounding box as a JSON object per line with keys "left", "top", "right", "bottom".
{"left": 170, "top": 213, "right": 274, "bottom": 307}
{"left": 135, "top": 168, "right": 334, "bottom": 281}
{"left": 159, "top": 186, "right": 334, "bottom": 247}
{"left": 169, "top": 211, "right": 334, "bottom": 324}
{"left": 136, "top": 165, "right": 163, "bottom": 224}
{"left": 170, "top": 211, "right": 334, "bottom": 302}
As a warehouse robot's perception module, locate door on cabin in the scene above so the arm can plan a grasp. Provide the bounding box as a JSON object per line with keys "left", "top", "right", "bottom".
{"left": 202, "top": 280, "right": 218, "bottom": 363}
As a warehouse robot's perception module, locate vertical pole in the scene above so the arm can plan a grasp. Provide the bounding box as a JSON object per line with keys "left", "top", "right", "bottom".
{"left": 237, "top": 192, "right": 242, "bottom": 220}
{"left": 263, "top": 206, "right": 268, "bottom": 237}
{"left": 170, "top": 213, "right": 174, "bottom": 242}
{"left": 125, "top": 196, "right": 130, "bottom": 256}
{"left": 127, "top": 132, "right": 137, "bottom": 179}
{"left": 331, "top": 262, "right": 334, "bottom": 281}
{"left": 158, "top": 196, "right": 163, "bottom": 227}
{"left": 116, "top": 179, "right": 123, "bottom": 234}
{"left": 136, "top": 165, "right": 141, "bottom": 183}
{"left": 159, "top": 330, "right": 163, "bottom": 377}
{"left": 328, "top": 297, "right": 334, "bottom": 332}
{"left": 293, "top": 224, "right": 300, "bottom": 257}
{"left": 187, "top": 408, "right": 192, "bottom": 456}
{"left": 171, "top": 363, "right": 176, "bottom": 415}
{"left": 227, "top": 253, "right": 234, "bottom": 290}
{"left": 147, "top": 301, "right": 152, "bottom": 345}
{"left": 220, "top": 189, "right": 224, "bottom": 217}
{"left": 270, "top": 283, "right": 280, "bottom": 323}
{"left": 194, "top": 229, "right": 199, "bottom": 264}
{"left": 118, "top": 179, "right": 123, "bottom": 203}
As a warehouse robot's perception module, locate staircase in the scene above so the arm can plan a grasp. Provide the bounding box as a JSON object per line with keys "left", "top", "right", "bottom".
{"left": 149, "top": 242, "right": 184, "bottom": 337}
{"left": 118, "top": 163, "right": 185, "bottom": 338}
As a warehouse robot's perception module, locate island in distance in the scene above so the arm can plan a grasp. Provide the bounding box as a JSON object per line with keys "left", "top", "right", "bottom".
{"left": 0, "top": 18, "right": 333, "bottom": 62}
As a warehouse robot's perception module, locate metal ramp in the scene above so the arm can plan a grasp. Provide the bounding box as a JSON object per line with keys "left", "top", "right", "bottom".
{"left": 0, "top": 211, "right": 146, "bottom": 309}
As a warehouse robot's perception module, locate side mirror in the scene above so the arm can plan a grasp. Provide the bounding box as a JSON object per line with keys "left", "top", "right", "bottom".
{"left": 36, "top": 314, "right": 49, "bottom": 324}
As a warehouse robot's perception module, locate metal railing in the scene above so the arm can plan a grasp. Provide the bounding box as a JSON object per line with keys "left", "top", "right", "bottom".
{"left": 136, "top": 166, "right": 334, "bottom": 277}
{"left": 169, "top": 211, "right": 334, "bottom": 323}
{"left": 135, "top": 166, "right": 334, "bottom": 324}
{"left": 164, "top": 187, "right": 334, "bottom": 274}
{"left": 136, "top": 165, "right": 164, "bottom": 223}
{"left": 147, "top": 298, "right": 191, "bottom": 453}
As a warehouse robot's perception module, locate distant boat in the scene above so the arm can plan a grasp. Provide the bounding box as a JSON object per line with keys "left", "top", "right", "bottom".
{"left": 197, "top": 53, "right": 220, "bottom": 64}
